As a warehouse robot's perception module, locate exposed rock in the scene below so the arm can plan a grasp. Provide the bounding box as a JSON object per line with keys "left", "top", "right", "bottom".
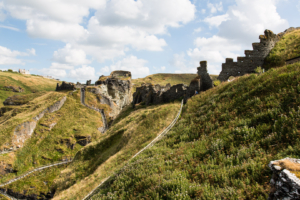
{"left": 75, "top": 135, "right": 91, "bottom": 146}
{"left": 3, "top": 95, "right": 26, "bottom": 105}
{"left": 3, "top": 86, "right": 24, "bottom": 92}
{"left": 40, "top": 122, "right": 57, "bottom": 131}
{"left": 56, "top": 81, "right": 75, "bottom": 91}
{"left": 93, "top": 71, "right": 132, "bottom": 118}
{"left": 268, "top": 158, "right": 300, "bottom": 200}
{"left": 1, "top": 96, "right": 67, "bottom": 152}
{"left": 55, "top": 147, "right": 65, "bottom": 154}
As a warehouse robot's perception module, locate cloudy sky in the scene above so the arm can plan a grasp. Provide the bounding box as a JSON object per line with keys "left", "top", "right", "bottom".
{"left": 0, "top": 0, "right": 299, "bottom": 82}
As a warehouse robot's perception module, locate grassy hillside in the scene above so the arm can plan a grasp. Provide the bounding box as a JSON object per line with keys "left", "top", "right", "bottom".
{"left": 264, "top": 29, "right": 300, "bottom": 70}
{"left": 0, "top": 90, "right": 106, "bottom": 198}
{"left": 132, "top": 74, "right": 195, "bottom": 92}
{"left": 79, "top": 63, "right": 300, "bottom": 199}
{"left": 0, "top": 71, "right": 60, "bottom": 107}
{"left": 51, "top": 102, "right": 181, "bottom": 200}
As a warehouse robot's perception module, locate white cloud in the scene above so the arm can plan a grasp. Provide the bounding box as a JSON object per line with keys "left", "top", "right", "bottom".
{"left": 0, "top": 46, "right": 35, "bottom": 65}
{"left": 53, "top": 44, "right": 91, "bottom": 66}
{"left": 40, "top": 68, "right": 67, "bottom": 78}
{"left": 193, "top": 27, "right": 202, "bottom": 33}
{"left": 94, "top": 0, "right": 196, "bottom": 34}
{"left": 26, "top": 19, "right": 87, "bottom": 41}
{"left": 50, "top": 62, "right": 74, "bottom": 70}
{"left": 0, "top": 24, "right": 19, "bottom": 31}
{"left": 218, "top": 0, "right": 289, "bottom": 43}
{"left": 201, "top": 9, "right": 206, "bottom": 14}
{"left": 204, "top": 14, "right": 230, "bottom": 27}
{"left": 187, "top": 0, "right": 289, "bottom": 76}
{"left": 207, "top": 2, "right": 223, "bottom": 14}
{"left": 69, "top": 65, "right": 96, "bottom": 81}
{"left": 107, "top": 56, "right": 150, "bottom": 79}
{"left": 170, "top": 53, "right": 197, "bottom": 74}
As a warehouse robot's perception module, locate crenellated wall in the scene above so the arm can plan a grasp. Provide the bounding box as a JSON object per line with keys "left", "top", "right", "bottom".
{"left": 218, "top": 29, "right": 280, "bottom": 81}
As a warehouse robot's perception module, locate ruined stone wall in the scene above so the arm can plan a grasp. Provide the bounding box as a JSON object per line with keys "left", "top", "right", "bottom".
{"left": 197, "top": 61, "right": 213, "bottom": 91}
{"left": 111, "top": 70, "right": 132, "bottom": 78}
{"left": 218, "top": 27, "right": 300, "bottom": 81}
{"left": 218, "top": 30, "right": 280, "bottom": 81}
{"left": 268, "top": 158, "right": 300, "bottom": 199}
{"left": 56, "top": 81, "right": 76, "bottom": 91}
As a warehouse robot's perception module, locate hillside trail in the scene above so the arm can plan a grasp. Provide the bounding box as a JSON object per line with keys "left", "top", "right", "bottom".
{"left": 0, "top": 89, "right": 183, "bottom": 200}
{"left": 82, "top": 99, "right": 184, "bottom": 200}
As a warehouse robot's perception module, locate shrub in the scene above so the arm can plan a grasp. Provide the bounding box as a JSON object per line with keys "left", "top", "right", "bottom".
{"left": 213, "top": 80, "right": 221, "bottom": 86}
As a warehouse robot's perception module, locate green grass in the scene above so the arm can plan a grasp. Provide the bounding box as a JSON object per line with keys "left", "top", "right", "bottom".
{"left": 0, "top": 71, "right": 60, "bottom": 108}
{"left": 264, "top": 29, "right": 300, "bottom": 70}
{"left": 0, "top": 90, "right": 105, "bottom": 196}
{"left": 84, "top": 63, "right": 300, "bottom": 200}
{"left": 51, "top": 101, "right": 181, "bottom": 200}
{"left": 132, "top": 74, "right": 199, "bottom": 92}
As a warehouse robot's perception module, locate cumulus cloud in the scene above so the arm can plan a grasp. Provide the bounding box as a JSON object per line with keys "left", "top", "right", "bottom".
{"left": 2, "top": 0, "right": 196, "bottom": 63}
{"left": 69, "top": 65, "right": 97, "bottom": 81}
{"left": 0, "top": 46, "right": 35, "bottom": 65}
{"left": 106, "top": 56, "right": 150, "bottom": 79}
{"left": 50, "top": 62, "right": 74, "bottom": 70}
{"left": 40, "top": 68, "right": 67, "bottom": 78}
{"left": 26, "top": 19, "right": 87, "bottom": 41}
{"left": 207, "top": 2, "right": 223, "bottom": 14}
{"left": 170, "top": 53, "right": 197, "bottom": 74}
{"left": 53, "top": 44, "right": 90, "bottom": 66}
{"left": 189, "top": 0, "right": 289, "bottom": 75}
{"left": 193, "top": 27, "right": 202, "bottom": 33}
{"left": 204, "top": 14, "right": 230, "bottom": 27}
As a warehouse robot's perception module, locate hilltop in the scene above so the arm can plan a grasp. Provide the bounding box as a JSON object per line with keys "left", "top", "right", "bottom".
{"left": 132, "top": 73, "right": 218, "bottom": 92}
{"left": 0, "top": 71, "right": 60, "bottom": 107}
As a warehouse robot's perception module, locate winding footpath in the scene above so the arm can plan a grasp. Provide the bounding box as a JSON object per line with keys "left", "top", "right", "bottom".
{"left": 0, "top": 160, "right": 72, "bottom": 199}
{"left": 80, "top": 88, "right": 108, "bottom": 133}
{"left": 82, "top": 99, "right": 184, "bottom": 200}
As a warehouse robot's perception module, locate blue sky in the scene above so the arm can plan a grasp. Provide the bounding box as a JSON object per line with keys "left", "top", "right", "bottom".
{"left": 0, "top": 0, "right": 299, "bottom": 83}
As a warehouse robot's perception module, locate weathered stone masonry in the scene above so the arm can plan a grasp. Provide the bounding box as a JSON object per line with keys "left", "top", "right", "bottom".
{"left": 218, "top": 30, "right": 280, "bottom": 81}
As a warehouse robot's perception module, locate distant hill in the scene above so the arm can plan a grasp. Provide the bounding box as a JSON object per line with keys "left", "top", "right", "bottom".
{"left": 0, "top": 71, "right": 60, "bottom": 107}
{"left": 132, "top": 73, "right": 218, "bottom": 92}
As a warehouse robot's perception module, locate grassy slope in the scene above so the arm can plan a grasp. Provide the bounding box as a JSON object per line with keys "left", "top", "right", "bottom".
{"left": 0, "top": 90, "right": 105, "bottom": 197}
{"left": 52, "top": 102, "right": 181, "bottom": 200}
{"left": 85, "top": 63, "right": 300, "bottom": 199}
{"left": 0, "top": 71, "right": 60, "bottom": 108}
{"left": 264, "top": 29, "right": 300, "bottom": 70}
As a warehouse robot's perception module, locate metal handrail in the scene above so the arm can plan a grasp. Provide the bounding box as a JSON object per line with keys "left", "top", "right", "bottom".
{"left": 82, "top": 100, "right": 183, "bottom": 200}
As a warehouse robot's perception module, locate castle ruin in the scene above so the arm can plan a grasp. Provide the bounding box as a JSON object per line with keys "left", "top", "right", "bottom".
{"left": 18, "top": 69, "right": 30, "bottom": 75}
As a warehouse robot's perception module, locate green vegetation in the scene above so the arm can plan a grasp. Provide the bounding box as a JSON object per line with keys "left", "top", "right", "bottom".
{"left": 264, "top": 29, "right": 300, "bottom": 70}
{"left": 75, "top": 62, "right": 300, "bottom": 199}
{"left": 132, "top": 74, "right": 197, "bottom": 92}
{"left": 52, "top": 102, "right": 181, "bottom": 200}
{"left": 0, "top": 90, "right": 105, "bottom": 197}
{"left": 0, "top": 71, "right": 60, "bottom": 107}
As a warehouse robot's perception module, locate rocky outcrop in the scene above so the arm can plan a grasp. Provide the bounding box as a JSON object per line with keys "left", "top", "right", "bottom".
{"left": 75, "top": 135, "right": 91, "bottom": 146}
{"left": 3, "top": 86, "right": 24, "bottom": 92}
{"left": 3, "top": 95, "right": 27, "bottom": 105}
{"left": 268, "top": 158, "right": 300, "bottom": 200}
{"left": 56, "top": 81, "right": 75, "bottom": 91}
{"left": 94, "top": 71, "right": 132, "bottom": 118}
{"left": 2, "top": 96, "right": 67, "bottom": 151}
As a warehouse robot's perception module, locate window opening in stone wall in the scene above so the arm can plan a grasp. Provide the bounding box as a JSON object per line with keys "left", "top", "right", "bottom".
{"left": 238, "top": 72, "right": 240, "bottom": 74}
{"left": 176, "top": 88, "right": 178, "bottom": 93}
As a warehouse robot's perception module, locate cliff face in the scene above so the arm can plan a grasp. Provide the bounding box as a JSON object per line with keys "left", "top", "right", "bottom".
{"left": 94, "top": 71, "right": 132, "bottom": 118}
{"left": 1, "top": 96, "right": 67, "bottom": 153}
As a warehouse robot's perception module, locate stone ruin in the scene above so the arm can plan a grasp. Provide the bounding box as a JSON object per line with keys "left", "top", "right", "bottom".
{"left": 132, "top": 61, "right": 213, "bottom": 106}
{"left": 86, "top": 80, "right": 91, "bottom": 85}
{"left": 217, "top": 27, "right": 300, "bottom": 81}
{"left": 268, "top": 158, "right": 300, "bottom": 199}
{"left": 110, "top": 70, "right": 132, "bottom": 79}
{"left": 56, "top": 81, "right": 76, "bottom": 91}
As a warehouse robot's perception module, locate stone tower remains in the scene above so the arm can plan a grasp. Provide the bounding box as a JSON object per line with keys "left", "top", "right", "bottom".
{"left": 197, "top": 61, "right": 213, "bottom": 91}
